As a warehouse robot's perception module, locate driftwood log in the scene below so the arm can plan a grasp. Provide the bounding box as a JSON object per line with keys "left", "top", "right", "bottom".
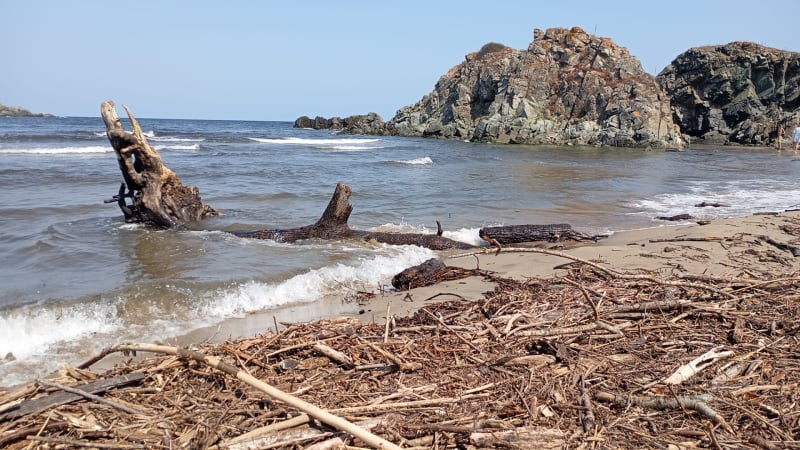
{"left": 100, "top": 102, "right": 602, "bottom": 251}
{"left": 234, "top": 185, "right": 605, "bottom": 251}
{"left": 479, "top": 224, "right": 601, "bottom": 245}
{"left": 101, "top": 100, "right": 216, "bottom": 227}
{"left": 391, "top": 258, "right": 482, "bottom": 290}
{"left": 233, "top": 183, "right": 474, "bottom": 250}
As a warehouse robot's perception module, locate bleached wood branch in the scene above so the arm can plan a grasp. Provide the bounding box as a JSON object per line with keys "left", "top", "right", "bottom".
{"left": 663, "top": 346, "right": 733, "bottom": 385}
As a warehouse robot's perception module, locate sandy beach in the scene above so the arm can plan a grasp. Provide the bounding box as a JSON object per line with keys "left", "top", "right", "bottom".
{"left": 168, "top": 210, "right": 800, "bottom": 356}
{"left": 217, "top": 211, "right": 800, "bottom": 333}
{"left": 2, "top": 211, "right": 799, "bottom": 449}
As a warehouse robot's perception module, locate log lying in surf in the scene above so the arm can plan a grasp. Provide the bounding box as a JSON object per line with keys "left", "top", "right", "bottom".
{"left": 101, "top": 101, "right": 217, "bottom": 227}
{"left": 233, "top": 183, "right": 474, "bottom": 250}
{"left": 478, "top": 224, "right": 602, "bottom": 245}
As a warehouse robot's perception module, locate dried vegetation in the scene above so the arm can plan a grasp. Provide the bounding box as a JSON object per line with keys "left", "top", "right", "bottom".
{"left": 1, "top": 253, "right": 799, "bottom": 449}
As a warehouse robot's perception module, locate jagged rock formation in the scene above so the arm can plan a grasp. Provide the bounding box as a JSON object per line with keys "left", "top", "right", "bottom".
{"left": 297, "top": 27, "right": 684, "bottom": 149}
{"left": 657, "top": 42, "right": 800, "bottom": 145}
{"left": 387, "top": 27, "right": 683, "bottom": 148}
{"left": 294, "top": 112, "right": 386, "bottom": 135}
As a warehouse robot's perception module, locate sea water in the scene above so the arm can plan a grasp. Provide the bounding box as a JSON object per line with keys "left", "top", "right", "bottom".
{"left": 1, "top": 116, "right": 798, "bottom": 386}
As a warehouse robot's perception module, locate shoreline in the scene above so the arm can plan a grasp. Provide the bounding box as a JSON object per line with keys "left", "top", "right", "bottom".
{"left": 163, "top": 210, "right": 800, "bottom": 351}
{"left": 8, "top": 211, "right": 800, "bottom": 381}
{"left": 3, "top": 211, "right": 799, "bottom": 448}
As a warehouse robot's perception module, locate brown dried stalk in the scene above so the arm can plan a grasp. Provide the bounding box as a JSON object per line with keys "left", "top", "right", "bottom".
{"left": 83, "top": 343, "right": 402, "bottom": 450}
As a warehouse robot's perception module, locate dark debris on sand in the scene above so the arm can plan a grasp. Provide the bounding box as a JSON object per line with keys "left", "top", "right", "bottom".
{"left": 1, "top": 260, "right": 799, "bottom": 449}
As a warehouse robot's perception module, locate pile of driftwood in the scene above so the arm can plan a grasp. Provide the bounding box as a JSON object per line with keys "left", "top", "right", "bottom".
{"left": 1, "top": 252, "right": 799, "bottom": 449}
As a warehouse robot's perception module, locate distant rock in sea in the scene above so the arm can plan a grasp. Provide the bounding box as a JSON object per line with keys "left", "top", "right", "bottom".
{"left": 0, "top": 103, "right": 53, "bottom": 117}
{"left": 656, "top": 42, "right": 800, "bottom": 146}
{"left": 294, "top": 112, "right": 386, "bottom": 135}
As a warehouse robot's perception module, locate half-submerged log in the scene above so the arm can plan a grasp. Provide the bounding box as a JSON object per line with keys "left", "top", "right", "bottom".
{"left": 101, "top": 101, "right": 216, "bottom": 227}
{"left": 234, "top": 183, "right": 474, "bottom": 250}
{"left": 479, "top": 224, "right": 601, "bottom": 245}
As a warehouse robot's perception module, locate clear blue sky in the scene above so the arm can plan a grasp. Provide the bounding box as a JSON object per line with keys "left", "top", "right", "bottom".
{"left": 2, "top": 0, "right": 796, "bottom": 121}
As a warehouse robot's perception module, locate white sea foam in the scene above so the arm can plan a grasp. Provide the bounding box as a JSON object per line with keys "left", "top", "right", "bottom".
{"left": 149, "top": 136, "right": 205, "bottom": 143}
{"left": 371, "top": 222, "right": 484, "bottom": 246}
{"left": 0, "top": 244, "right": 435, "bottom": 386}
{"left": 392, "top": 156, "right": 433, "bottom": 165}
{"left": 632, "top": 185, "right": 800, "bottom": 220}
{"left": 442, "top": 228, "right": 485, "bottom": 246}
{"left": 94, "top": 131, "right": 204, "bottom": 143}
{"left": 201, "top": 244, "right": 435, "bottom": 317}
{"left": 323, "top": 145, "right": 385, "bottom": 152}
{"left": 0, "top": 299, "right": 123, "bottom": 364}
{"left": 153, "top": 143, "right": 201, "bottom": 152}
{"left": 0, "top": 146, "right": 113, "bottom": 155}
{"left": 249, "top": 137, "right": 381, "bottom": 146}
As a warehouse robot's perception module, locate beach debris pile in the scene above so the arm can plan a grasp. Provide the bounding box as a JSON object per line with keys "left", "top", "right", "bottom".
{"left": 1, "top": 256, "right": 798, "bottom": 449}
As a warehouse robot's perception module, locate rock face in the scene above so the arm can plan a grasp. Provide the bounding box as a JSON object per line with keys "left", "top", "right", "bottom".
{"left": 657, "top": 42, "right": 800, "bottom": 145}
{"left": 386, "top": 27, "right": 683, "bottom": 148}
{"left": 294, "top": 112, "right": 387, "bottom": 136}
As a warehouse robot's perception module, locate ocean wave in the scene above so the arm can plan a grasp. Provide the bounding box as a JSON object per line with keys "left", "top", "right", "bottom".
{"left": 0, "top": 298, "right": 123, "bottom": 365}
{"left": 249, "top": 137, "right": 382, "bottom": 146}
{"left": 0, "top": 244, "right": 435, "bottom": 386}
{"left": 149, "top": 136, "right": 206, "bottom": 143}
{"left": 631, "top": 185, "right": 800, "bottom": 220}
{"left": 0, "top": 146, "right": 113, "bottom": 155}
{"left": 389, "top": 156, "right": 433, "bottom": 165}
{"left": 153, "top": 143, "right": 201, "bottom": 152}
{"left": 202, "top": 244, "right": 434, "bottom": 317}
{"left": 95, "top": 129, "right": 205, "bottom": 143}
{"left": 318, "top": 145, "right": 386, "bottom": 152}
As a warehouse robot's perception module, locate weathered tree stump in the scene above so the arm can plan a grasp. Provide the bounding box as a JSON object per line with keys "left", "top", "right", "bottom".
{"left": 101, "top": 101, "right": 216, "bottom": 227}
{"left": 233, "top": 183, "right": 355, "bottom": 242}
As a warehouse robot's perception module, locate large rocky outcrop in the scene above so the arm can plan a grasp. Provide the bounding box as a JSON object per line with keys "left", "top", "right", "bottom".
{"left": 386, "top": 27, "right": 683, "bottom": 148}
{"left": 297, "top": 27, "right": 684, "bottom": 149}
{"left": 657, "top": 42, "right": 800, "bottom": 145}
